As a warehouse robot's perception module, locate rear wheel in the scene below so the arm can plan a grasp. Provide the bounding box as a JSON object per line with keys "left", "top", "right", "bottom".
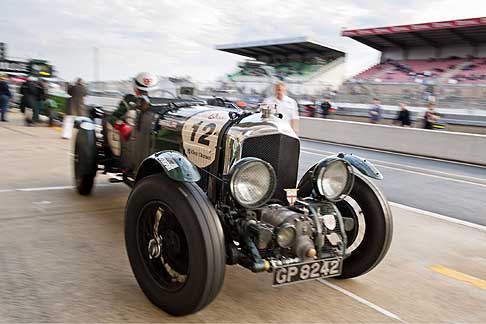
{"left": 125, "top": 174, "right": 225, "bottom": 316}
{"left": 74, "top": 127, "right": 97, "bottom": 195}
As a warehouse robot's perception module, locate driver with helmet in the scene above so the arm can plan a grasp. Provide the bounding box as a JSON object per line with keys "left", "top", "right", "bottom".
{"left": 108, "top": 72, "right": 158, "bottom": 141}
{"left": 108, "top": 72, "right": 158, "bottom": 171}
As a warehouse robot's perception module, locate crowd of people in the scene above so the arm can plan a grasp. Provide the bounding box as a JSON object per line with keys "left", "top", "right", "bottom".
{"left": 367, "top": 98, "right": 442, "bottom": 130}
{"left": 1, "top": 73, "right": 445, "bottom": 135}
{"left": 0, "top": 75, "right": 87, "bottom": 134}
{"left": 299, "top": 93, "right": 442, "bottom": 130}
{"left": 19, "top": 76, "right": 49, "bottom": 125}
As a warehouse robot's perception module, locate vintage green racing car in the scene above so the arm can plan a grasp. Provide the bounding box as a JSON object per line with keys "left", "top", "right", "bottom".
{"left": 73, "top": 100, "right": 393, "bottom": 316}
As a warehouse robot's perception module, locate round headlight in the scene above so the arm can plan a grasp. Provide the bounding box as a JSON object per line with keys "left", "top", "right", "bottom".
{"left": 276, "top": 224, "right": 296, "bottom": 248}
{"left": 229, "top": 158, "right": 276, "bottom": 208}
{"left": 313, "top": 158, "right": 354, "bottom": 201}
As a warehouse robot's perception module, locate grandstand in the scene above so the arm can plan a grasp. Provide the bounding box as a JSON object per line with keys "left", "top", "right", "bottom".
{"left": 340, "top": 17, "right": 486, "bottom": 109}
{"left": 216, "top": 37, "right": 345, "bottom": 96}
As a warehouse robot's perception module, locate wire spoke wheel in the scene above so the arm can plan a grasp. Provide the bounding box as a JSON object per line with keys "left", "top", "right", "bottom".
{"left": 337, "top": 196, "right": 366, "bottom": 254}
{"left": 297, "top": 172, "right": 392, "bottom": 279}
{"left": 125, "top": 174, "right": 225, "bottom": 316}
{"left": 137, "top": 203, "right": 189, "bottom": 291}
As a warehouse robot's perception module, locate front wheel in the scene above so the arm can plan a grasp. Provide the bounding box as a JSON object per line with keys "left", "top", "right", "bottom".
{"left": 298, "top": 173, "right": 393, "bottom": 278}
{"left": 125, "top": 174, "right": 226, "bottom": 316}
{"left": 335, "top": 174, "right": 393, "bottom": 278}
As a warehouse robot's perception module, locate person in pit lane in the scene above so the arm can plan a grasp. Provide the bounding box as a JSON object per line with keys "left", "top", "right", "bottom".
{"left": 108, "top": 72, "right": 159, "bottom": 171}
{"left": 108, "top": 72, "right": 158, "bottom": 141}
{"left": 263, "top": 81, "right": 299, "bottom": 134}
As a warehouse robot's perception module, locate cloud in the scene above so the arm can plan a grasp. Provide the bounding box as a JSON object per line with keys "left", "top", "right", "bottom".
{"left": 0, "top": 0, "right": 484, "bottom": 81}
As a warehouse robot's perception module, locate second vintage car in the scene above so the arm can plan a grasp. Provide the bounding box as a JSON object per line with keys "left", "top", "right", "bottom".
{"left": 73, "top": 100, "right": 393, "bottom": 316}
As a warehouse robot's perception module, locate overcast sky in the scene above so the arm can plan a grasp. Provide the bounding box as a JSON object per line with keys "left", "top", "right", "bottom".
{"left": 1, "top": 0, "right": 484, "bottom": 82}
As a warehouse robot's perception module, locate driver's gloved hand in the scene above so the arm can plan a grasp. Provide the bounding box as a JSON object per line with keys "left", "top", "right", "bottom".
{"left": 114, "top": 122, "right": 133, "bottom": 141}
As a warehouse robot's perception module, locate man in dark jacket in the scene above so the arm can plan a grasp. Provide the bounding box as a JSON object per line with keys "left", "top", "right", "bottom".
{"left": 35, "top": 79, "right": 47, "bottom": 123}
{"left": 0, "top": 75, "right": 12, "bottom": 122}
{"left": 394, "top": 103, "right": 411, "bottom": 127}
{"left": 320, "top": 97, "right": 332, "bottom": 118}
{"left": 20, "top": 76, "right": 41, "bottom": 124}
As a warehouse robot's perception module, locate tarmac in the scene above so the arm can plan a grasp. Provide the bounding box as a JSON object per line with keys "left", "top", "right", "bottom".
{"left": 0, "top": 111, "right": 485, "bottom": 322}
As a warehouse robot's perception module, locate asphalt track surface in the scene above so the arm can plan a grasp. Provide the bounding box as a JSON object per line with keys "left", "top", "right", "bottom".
{"left": 1, "top": 112, "right": 485, "bottom": 322}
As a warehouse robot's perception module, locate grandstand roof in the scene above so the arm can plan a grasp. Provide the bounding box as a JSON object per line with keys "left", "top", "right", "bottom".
{"left": 342, "top": 17, "right": 486, "bottom": 51}
{"left": 216, "top": 36, "right": 344, "bottom": 59}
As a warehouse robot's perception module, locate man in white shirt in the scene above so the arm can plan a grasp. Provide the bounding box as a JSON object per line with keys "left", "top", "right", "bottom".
{"left": 263, "top": 81, "right": 299, "bottom": 134}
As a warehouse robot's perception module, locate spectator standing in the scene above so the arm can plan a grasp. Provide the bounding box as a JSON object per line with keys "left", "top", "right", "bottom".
{"left": 67, "top": 78, "right": 87, "bottom": 116}
{"left": 423, "top": 103, "right": 440, "bottom": 130}
{"left": 320, "top": 96, "right": 332, "bottom": 118}
{"left": 305, "top": 102, "right": 316, "bottom": 117}
{"left": 62, "top": 78, "right": 87, "bottom": 138}
{"left": 0, "top": 74, "right": 12, "bottom": 122}
{"left": 20, "top": 76, "right": 41, "bottom": 125}
{"left": 368, "top": 98, "right": 383, "bottom": 124}
{"left": 263, "top": 81, "right": 299, "bottom": 134}
{"left": 394, "top": 103, "right": 411, "bottom": 127}
{"left": 35, "top": 78, "right": 47, "bottom": 123}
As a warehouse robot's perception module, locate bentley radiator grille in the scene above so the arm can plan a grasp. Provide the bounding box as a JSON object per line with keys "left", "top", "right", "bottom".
{"left": 241, "top": 134, "right": 300, "bottom": 204}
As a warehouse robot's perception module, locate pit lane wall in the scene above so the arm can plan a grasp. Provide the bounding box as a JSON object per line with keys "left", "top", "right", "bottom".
{"left": 300, "top": 117, "right": 486, "bottom": 165}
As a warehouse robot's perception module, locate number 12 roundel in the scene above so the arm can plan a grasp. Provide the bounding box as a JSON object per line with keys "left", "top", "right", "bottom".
{"left": 182, "top": 110, "right": 230, "bottom": 168}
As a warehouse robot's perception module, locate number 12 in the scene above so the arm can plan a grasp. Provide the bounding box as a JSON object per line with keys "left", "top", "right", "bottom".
{"left": 190, "top": 121, "right": 216, "bottom": 146}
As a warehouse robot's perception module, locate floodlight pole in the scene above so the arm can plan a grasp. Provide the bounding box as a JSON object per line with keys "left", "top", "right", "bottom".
{"left": 94, "top": 47, "right": 100, "bottom": 90}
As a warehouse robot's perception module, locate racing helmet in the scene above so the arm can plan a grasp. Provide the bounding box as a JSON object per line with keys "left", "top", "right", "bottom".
{"left": 133, "top": 72, "right": 158, "bottom": 91}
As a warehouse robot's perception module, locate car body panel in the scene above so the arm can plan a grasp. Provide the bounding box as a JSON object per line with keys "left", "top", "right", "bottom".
{"left": 136, "top": 151, "right": 201, "bottom": 183}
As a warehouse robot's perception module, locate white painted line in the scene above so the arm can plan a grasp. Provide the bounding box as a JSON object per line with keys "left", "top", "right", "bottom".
{"left": 32, "top": 201, "right": 52, "bottom": 205}
{"left": 302, "top": 147, "right": 486, "bottom": 183}
{"left": 301, "top": 138, "right": 486, "bottom": 169}
{"left": 301, "top": 147, "right": 336, "bottom": 156}
{"left": 319, "top": 279, "right": 405, "bottom": 322}
{"left": 370, "top": 159, "right": 486, "bottom": 182}
{"left": 375, "top": 164, "right": 486, "bottom": 188}
{"left": 2, "top": 181, "right": 485, "bottom": 233}
{"left": 0, "top": 183, "right": 115, "bottom": 193}
{"left": 301, "top": 150, "right": 486, "bottom": 188}
{"left": 18, "top": 185, "right": 75, "bottom": 192}
{"left": 390, "top": 202, "right": 486, "bottom": 232}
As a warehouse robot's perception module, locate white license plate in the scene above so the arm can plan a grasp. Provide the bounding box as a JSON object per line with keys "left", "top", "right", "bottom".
{"left": 272, "top": 258, "right": 342, "bottom": 286}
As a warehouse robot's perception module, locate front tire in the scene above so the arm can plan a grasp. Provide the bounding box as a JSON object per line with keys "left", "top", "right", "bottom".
{"left": 335, "top": 174, "right": 393, "bottom": 278}
{"left": 125, "top": 174, "right": 226, "bottom": 316}
{"left": 298, "top": 173, "right": 392, "bottom": 278}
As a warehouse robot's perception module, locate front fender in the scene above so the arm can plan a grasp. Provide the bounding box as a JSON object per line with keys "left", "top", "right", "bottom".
{"left": 74, "top": 116, "right": 94, "bottom": 129}
{"left": 135, "top": 151, "right": 201, "bottom": 184}
{"left": 297, "top": 153, "right": 382, "bottom": 198}
{"left": 339, "top": 153, "right": 383, "bottom": 180}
